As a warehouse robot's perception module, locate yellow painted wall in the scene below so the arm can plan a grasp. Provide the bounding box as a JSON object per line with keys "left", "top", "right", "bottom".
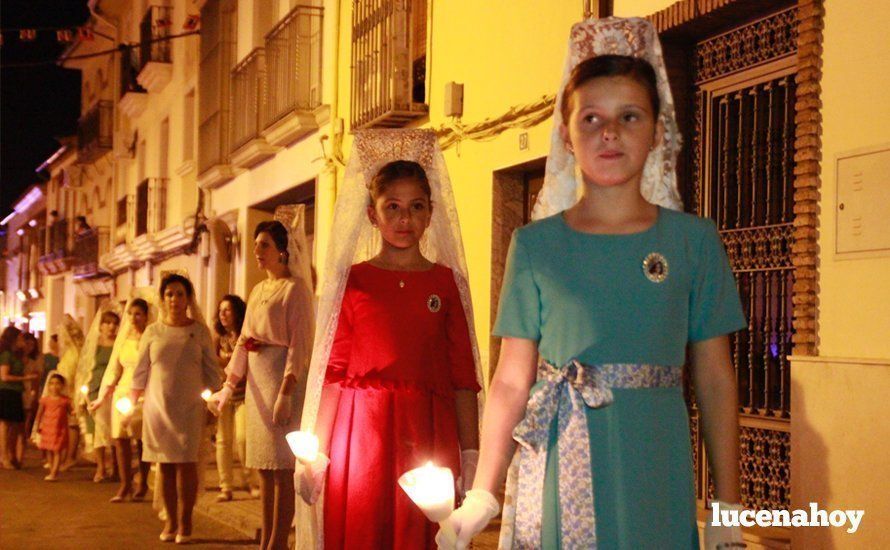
{"left": 817, "top": 0, "right": 890, "bottom": 359}
{"left": 791, "top": 356, "right": 890, "bottom": 548}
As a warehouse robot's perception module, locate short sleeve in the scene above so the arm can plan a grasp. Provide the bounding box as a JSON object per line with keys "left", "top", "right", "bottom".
{"left": 688, "top": 220, "right": 747, "bottom": 342}
{"left": 445, "top": 272, "right": 481, "bottom": 392}
{"left": 493, "top": 229, "right": 542, "bottom": 341}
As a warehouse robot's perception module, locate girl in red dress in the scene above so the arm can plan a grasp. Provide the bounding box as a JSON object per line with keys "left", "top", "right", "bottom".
{"left": 35, "top": 373, "right": 73, "bottom": 481}
{"left": 297, "top": 130, "right": 482, "bottom": 549}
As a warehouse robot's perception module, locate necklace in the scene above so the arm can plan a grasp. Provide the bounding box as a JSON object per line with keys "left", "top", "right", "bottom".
{"left": 259, "top": 278, "right": 288, "bottom": 304}
{"left": 370, "top": 258, "right": 432, "bottom": 289}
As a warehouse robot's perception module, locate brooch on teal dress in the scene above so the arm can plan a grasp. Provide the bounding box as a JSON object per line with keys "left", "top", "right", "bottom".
{"left": 643, "top": 252, "right": 669, "bottom": 283}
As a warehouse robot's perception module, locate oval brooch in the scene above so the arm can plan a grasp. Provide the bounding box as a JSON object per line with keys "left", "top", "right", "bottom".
{"left": 427, "top": 294, "right": 442, "bottom": 313}
{"left": 642, "top": 252, "right": 669, "bottom": 283}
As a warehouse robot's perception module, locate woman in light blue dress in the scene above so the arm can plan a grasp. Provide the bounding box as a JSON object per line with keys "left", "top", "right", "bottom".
{"left": 440, "top": 18, "right": 747, "bottom": 550}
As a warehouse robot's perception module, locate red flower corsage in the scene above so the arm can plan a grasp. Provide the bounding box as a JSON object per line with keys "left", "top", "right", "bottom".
{"left": 242, "top": 337, "right": 262, "bottom": 352}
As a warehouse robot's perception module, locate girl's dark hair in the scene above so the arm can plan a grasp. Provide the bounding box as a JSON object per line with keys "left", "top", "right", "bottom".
{"left": 22, "top": 332, "right": 39, "bottom": 360}
{"left": 130, "top": 298, "right": 149, "bottom": 315}
{"left": 100, "top": 311, "right": 121, "bottom": 326}
{"left": 0, "top": 326, "right": 22, "bottom": 356}
{"left": 254, "top": 220, "right": 289, "bottom": 255}
{"left": 49, "top": 372, "right": 66, "bottom": 385}
{"left": 214, "top": 294, "right": 247, "bottom": 336}
{"left": 560, "top": 55, "right": 660, "bottom": 122}
{"left": 160, "top": 273, "right": 195, "bottom": 299}
{"left": 369, "top": 160, "right": 432, "bottom": 205}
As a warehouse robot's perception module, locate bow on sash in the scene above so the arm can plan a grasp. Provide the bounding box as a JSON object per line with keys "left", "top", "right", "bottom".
{"left": 511, "top": 360, "right": 610, "bottom": 548}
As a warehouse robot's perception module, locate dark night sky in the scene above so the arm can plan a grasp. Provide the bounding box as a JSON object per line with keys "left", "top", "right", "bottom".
{"left": 1, "top": 0, "right": 90, "bottom": 217}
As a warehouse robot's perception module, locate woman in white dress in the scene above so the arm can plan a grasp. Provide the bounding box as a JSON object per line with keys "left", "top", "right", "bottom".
{"left": 89, "top": 293, "right": 155, "bottom": 502}
{"left": 209, "top": 206, "right": 314, "bottom": 550}
{"left": 130, "top": 274, "right": 221, "bottom": 543}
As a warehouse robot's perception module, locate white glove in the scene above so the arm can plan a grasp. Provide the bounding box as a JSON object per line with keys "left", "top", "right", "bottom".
{"left": 88, "top": 385, "right": 114, "bottom": 412}
{"left": 435, "top": 489, "right": 499, "bottom": 550}
{"left": 705, "top": 500, "right": 746, "bottom": 550}
{"left": 295, "top": 452, "right": 329, "bottom": 505}
{"left": 207, "top": 386, "right": 233, "bottom": 417}
{"left": 457, "top": 449, "right": 478, "bottom": 499}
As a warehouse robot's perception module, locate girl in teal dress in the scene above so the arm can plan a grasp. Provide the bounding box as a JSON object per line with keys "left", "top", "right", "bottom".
{"left": 439, "top": 18, "right": 747, "bottom": 550}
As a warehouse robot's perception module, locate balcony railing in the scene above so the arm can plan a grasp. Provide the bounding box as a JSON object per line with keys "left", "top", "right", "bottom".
{"left": 78, "top": 101, "right": 113, "bottom": 163}
{"left": 139, "top": 5, "right": 173, "bottom": 73}
{"left": 351, "top": 0, "right": 428, "bottom": 128}
{"left": 38, "top": 219, "right": 73, "bottom": 275}
{"left": 264, "top": 5, "right": 323, "bottom": 128}
{"left": 231, "top": 48, "right": 267, "bottom": 151}
{"left": 45, "top": 219, "right": 69, "bottom": 256}
{"left": 120, "top": 46, "right": 146, "bottom": 96}
{"left": 135, "top": 178, "right": 168, "bottom": 237}
{"left": 72, "top": 227, "right": 110, "bottom": 279}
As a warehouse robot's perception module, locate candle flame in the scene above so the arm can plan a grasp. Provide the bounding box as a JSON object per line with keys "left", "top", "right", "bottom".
{"left": 398, "top": 462, "right": 455, "bottom": 523}
{"left": 201, "top": 389, "right": 212, "bottom": 401}
{"left": 286, "top": 431, "right": 319, "bottom": 463}
{"left": 80, "top": 385, "right": 89, "bottom": 394}
{"left": 115, "top": 397, "right": 133, "bottom": 415}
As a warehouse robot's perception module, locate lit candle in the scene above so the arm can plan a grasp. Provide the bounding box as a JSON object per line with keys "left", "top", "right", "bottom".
{"left": 115, "top": 397, "right": 133, "bottom": 415}
{"left": 286, "top": 431, "right": 319, "bottom": 463}
{"left": 398, "top": 462, "right": 456, "bottom": 544}
{"left": 201, "top": 389, "right": 212, "bottom": 401}
{"left": 80, "top": 384, "right": 89, "bottom": 395}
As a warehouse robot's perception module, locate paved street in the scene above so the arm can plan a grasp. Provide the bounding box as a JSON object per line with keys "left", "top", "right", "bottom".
{"left": 0, "top": 450, "right": 255, "bottom": 549}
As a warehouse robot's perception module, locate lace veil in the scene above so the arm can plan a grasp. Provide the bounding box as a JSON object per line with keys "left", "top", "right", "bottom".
{"left": 531, "top": 16, "right": 683, "bottom": 220}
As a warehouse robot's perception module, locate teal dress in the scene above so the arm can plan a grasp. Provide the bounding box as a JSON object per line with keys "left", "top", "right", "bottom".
{"left": 494, "top": 207, "right": 745, "bottom": 549}
{"left": 85, "top": 345, "right": 113, "bottom": 435}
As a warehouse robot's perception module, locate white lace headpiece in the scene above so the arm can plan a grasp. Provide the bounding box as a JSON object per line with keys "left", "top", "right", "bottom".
{"left": 295, "top": 129, "right": 484, "bottom": 550}
{"left": 273, "top": 203, "right": 314, "bottom": 295}
{"left": 532, "top": 16, "right": 683, "bottom": 219}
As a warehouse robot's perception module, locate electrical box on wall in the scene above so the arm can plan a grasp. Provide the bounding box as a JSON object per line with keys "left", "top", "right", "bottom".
{"left": 444, "top": 82, "right": 464, "bottom": 118}
{"left": 836, "top": 143, "right": 890, "bottom": 257}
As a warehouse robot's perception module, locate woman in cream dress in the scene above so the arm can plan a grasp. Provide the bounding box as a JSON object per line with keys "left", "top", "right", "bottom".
{"left": 209, "top": 209, "right": 314, "bottom": 550}
{"left": 130, "top": 274, "right": 221, "bottom": 543}
{"left": 90, "top": 294, "right": 155, "bottom": 502}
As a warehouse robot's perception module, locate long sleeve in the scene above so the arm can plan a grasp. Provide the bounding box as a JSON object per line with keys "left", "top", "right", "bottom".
{"left": 130, "top": 324, "right": 154, "bottom": 391}
{"left": 284, "top": 278, "right": 315, "bottom": 381}
{"left": 199, "top": 326, "right": 223, "bottom": 390}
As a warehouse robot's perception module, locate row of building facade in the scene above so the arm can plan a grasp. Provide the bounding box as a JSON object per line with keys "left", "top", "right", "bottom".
{"left": 2, "top": 0, "right": 888, "bottom": 547}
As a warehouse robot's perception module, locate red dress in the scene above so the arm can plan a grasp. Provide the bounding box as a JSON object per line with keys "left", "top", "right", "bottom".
{"left": 323, "top": 262, "right": 480, "bottom": 549}
{"left": 38, "top": 395, "right": 71, "bottom": 452}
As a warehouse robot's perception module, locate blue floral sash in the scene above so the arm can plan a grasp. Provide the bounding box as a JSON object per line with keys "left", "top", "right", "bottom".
{"left": 503, "top": 361, "right": 682, "bottom": 549}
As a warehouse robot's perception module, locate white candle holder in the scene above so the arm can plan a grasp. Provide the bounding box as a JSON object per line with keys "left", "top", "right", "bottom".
{"left": 398, "top": 462, "right": 457, "bottom": 544}
{"left": 286, "top": 431, "right": 319, "bottom": 464}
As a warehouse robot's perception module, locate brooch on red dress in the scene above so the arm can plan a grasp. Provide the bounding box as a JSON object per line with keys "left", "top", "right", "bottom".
{"left": 642, "top": 252, "right": 669, "bottom": 283}
{"left": 427, "top": 294, "right": 442, "bottom": 312}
